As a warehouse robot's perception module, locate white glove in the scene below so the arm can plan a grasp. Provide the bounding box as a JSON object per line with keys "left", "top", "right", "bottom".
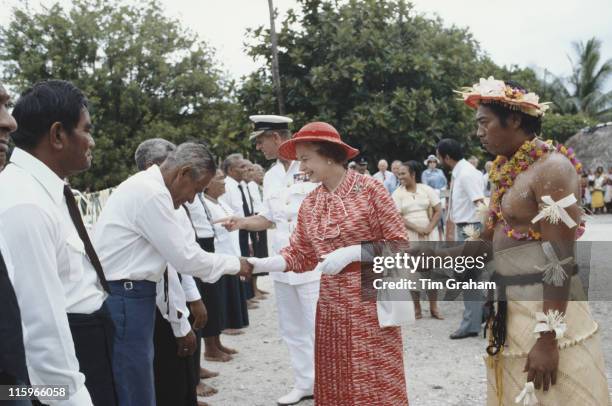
{"left": 314, "top": 245, "right": 361, "bottom": 275}
{"left": 247, "top": 255, "right": 287, "bottom": 274}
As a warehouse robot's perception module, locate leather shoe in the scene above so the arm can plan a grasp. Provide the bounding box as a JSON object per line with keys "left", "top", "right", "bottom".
{"left": 277, "top": 388, "right": 314, "bottom": 405}
{"left": 449, "top": 331, "right": 478, "bottom": 339}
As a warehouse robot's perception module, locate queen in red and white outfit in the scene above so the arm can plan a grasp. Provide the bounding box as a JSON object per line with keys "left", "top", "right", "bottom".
{"left": 248, "top": 122, "right": 410, "bottom": 405}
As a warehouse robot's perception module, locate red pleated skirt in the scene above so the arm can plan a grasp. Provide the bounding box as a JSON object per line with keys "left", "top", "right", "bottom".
{"left": 313, "top": 263, "right": 409, "bottom": 405}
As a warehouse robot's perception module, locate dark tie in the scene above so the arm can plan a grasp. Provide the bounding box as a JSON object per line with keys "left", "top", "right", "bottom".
{"left": 237, "top": 184, "right": 252, "bottom": 217}
{"left": 63, "top": 185, "right": 110, "bottom": 293}
{"left": 245, "top": 185, "right": 255, "bottom": 214}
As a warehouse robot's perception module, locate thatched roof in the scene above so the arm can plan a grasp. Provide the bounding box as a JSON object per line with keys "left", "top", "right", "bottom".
{"left": 566, "top": 122, "right": 612, "bottom": 171}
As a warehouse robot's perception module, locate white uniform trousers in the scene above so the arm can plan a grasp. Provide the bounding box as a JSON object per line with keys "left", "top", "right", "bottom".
{"left": 274, "top": 279, "right": 320, "bottom": 392}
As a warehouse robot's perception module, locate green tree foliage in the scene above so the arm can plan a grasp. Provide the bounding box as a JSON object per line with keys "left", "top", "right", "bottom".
{"left": 542, "top": 113, "right": 596, "bottom": 143}
{"left": 239, "top": 0, "right": 544, "bottom": 163}
{"left": 567, "top": 37, "right": 612, "bottom": 121}
{"left": 0, "top": 0, "right": 249, "bottom": 190}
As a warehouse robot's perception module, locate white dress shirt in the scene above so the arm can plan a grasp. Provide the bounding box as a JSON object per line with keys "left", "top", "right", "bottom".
{"left": 181, "top": 274, "right": 201, "bottom": 302}
{"left": 248, "top": 180, "right": 264, "bottom": 213}
{"left": 373, "top": 170, "right": 398, "bottom": 193}
{"left": 219, "top": 176, "right": 247, "bottom": 218}
{"left": 260, "top": 160, "right": 320, "bottom": 285}
{"left": 92, "top": 164, "right": 240, "bottom": 283}
{"left": 449, "top": 159, "right": 485, "bottom": 223}
{"left": 205, "top": 196, "right": 241, "bottom": 256}
{"left": 156, "top": 266, "right": 191, "bottom": 338}
{"left": 185, "top": 194, "right": 214, "bottom": 239}
{"left": 154, "top": 208, "right": 203, "bottom": 338}
{"left": 0, "top": 148, "right": 101, "bottom": 405}
{"left": 0, "top": 223, "right": 14, "bottom": 279}
{"left": 241, "top": 180, "right": 255, "bottom": 214}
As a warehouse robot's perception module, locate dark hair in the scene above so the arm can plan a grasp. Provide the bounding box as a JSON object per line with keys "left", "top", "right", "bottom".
{"left": 402, "top": 160, "right": 422, "bottom": 181}
{"left": 263, "top": 129, "right": 291, "bottom": 139}
{"left": 311, "top": 141, "right": 349, "bottom": 165}
{"left": 480, "top": 80, "right": 542, "bottom": 135}
{"left": 11, "top": 80, "right": 88, "bottom": 150}
{"left": 437, "top": 138, "right": 463, "bottom": 161}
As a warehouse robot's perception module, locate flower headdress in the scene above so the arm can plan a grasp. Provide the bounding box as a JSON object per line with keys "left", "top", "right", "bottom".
{"left": 455, "top": 76, "right": 551, "bottom": 117}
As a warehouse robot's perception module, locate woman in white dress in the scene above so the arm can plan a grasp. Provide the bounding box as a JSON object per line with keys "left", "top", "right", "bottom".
{"left": 392, "top": 160, "right": 443, "bottom": 319}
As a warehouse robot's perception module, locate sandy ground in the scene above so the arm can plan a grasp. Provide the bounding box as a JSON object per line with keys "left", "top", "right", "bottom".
{"left": 198, "top": 215, "right": 612, "bottom": 406}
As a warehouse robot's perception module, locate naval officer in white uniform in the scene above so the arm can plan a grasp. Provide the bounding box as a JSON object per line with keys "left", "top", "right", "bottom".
{"left": 221, "top": 115, "right": 319, "bottom": 405}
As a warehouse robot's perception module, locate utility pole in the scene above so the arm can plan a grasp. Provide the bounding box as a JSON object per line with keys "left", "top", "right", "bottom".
{"left": 267, "top": 0, "right": 285, "bottom": 115}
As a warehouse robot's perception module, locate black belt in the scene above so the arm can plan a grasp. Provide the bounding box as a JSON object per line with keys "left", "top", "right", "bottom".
{"left": 486, "top": 267, "right": 578, "bottom": 356}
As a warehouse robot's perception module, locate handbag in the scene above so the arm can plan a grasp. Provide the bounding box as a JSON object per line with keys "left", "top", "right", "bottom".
{"left": 374, "top": 244, "right": 415, "bottom": 328}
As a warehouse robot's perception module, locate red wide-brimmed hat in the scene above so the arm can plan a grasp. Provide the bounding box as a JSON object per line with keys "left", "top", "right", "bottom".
{"left": 278, "top": 121, "right": 359, "bottom": 161}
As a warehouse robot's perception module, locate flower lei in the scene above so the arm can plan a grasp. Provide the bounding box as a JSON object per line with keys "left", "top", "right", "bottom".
{"left": 487, "top": 138, "right": 584, "bottom": 241}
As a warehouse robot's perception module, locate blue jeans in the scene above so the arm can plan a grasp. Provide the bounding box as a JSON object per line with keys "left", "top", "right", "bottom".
{"left": 106, "top": 280, "right": 157, "bottom": 406}
{"left": 455, "top": 223, "right": 485, "bottom": 334}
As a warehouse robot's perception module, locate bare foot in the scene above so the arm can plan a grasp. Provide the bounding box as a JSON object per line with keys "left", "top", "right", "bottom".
{"left": 197, "top": 402, "right": 210, "bottom": 406}
{"left": 204, "top": 349, "right": 232, "bottom": 362}
{"left": 222, "top": 329, "right": 244, "bottom": 336}
{"left": 257, "top": 288, "right": 269, "bottom": 295}
{"left": 200, "top": 367, "right": 219, "bottom": 379}
{"left": 254, "top": 292, "right": 266, "bottom": 300}
{"left": 247, "top": 301, "right": 259, "bottom": 309}
{"left": 430, "top": 309, "right": 444, "bottom": 320}
{"left": 218, "top": 344, "right": 238, "bottom": 355}
{"left": 196, "top": 382, "right": 218, "bottom": 397}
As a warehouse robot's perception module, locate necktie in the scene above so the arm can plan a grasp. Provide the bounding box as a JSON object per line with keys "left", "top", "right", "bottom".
{"left": 246, "top": 185, "right": 255, "bottom": 214}
{"left": 63, "top": 185, "right": 110, "bottom": 293}
{"left": 237, "top": 184, "right": 252, "bottom": 216}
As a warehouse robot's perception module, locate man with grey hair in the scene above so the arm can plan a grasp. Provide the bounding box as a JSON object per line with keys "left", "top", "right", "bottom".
{"left": 219, "top": 153, "right": 258, "bottom": 308}
{"left": 90, "top": 141, "right": 252, "bottom": 406}
{"left": 133, "top": 138, "right": 210, "bottom": 406}
{"left": 134, "top": 137, "right": 176, "bottom": 171}
{"left": 373, "top": 159, "right": 397, "bottom": 193}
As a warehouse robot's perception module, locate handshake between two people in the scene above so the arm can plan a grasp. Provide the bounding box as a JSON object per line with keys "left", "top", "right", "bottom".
{"left": 241, "top": 245, "right": 364, "bottom": 276}
{"left": 217, "top": 217, "right": 436, "bottom": 275}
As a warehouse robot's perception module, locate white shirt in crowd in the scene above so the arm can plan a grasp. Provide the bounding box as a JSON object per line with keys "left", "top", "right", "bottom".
{"left": 155, "top": 266, "right": 199, "bottom": 338}
{"left": 259, "top": 160, "right": 320, "bottom": 285}
{"left": 373, "top": 170, "right": 394, "bottom": 183}
{"left": 482, "top": 172, "right": 491, "bottom": 198}
{"left": 205, "top": 196, "right": 242, "bottom": 257}
{"left": 185, "top": 194, "right": 214, "bottom": 239}
{"left": 248, "top": 180, "right": 263, "bottom": 213}
{"left": 91, "top": 164, "right": 240, "bottom": 283}
{"left": 0, "top": 148, "right": 103, "bottom": 405}
{"left": 219, "top": 176, "right": 247, "bottom": 218}
{"left": 449, "top": 158, "right": 485, "bottom": 224}
{"left": 155, "top": 208, "right": 202, "bottom": 338}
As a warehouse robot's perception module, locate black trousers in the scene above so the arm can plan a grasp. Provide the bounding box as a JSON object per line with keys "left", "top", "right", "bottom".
{"left": 67, "top": 305, "right": 117, "bottom": 406}
{"left": 153, "top": 309, "right": 197, "bottom": 406}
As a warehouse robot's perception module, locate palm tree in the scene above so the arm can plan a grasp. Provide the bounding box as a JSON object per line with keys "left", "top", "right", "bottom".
{"left": 567, "top": 37, "right": 612, "bottom": 121}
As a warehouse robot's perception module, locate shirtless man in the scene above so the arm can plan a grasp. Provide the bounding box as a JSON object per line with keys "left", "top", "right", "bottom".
{"left": 451, "top": 77, "right": 609, "bottom": 405}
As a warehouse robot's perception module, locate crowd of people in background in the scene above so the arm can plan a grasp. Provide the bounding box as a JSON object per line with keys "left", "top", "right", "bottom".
{"left": 1, "top": 76, "right": 610, "bottom": 406}
{"left": 581, "top": 166, "right": 612, "bottom": 214}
